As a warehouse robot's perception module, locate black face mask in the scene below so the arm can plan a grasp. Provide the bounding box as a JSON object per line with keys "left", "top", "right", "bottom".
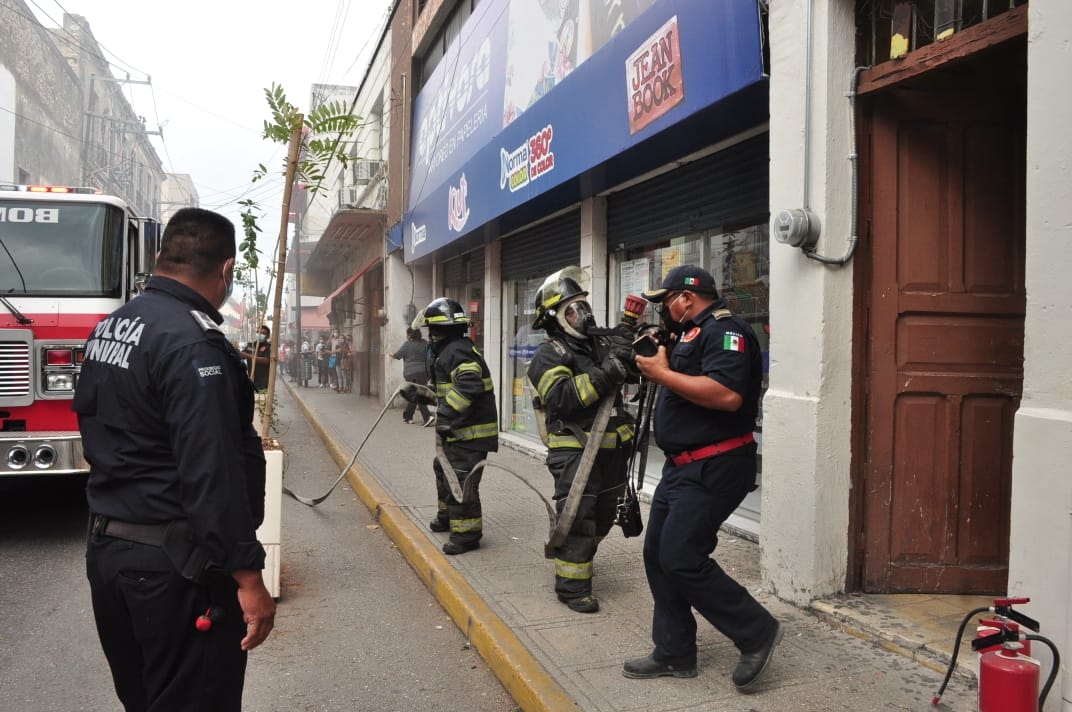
{"left": 657, "top": 293, "right": 689, "bottom": 334}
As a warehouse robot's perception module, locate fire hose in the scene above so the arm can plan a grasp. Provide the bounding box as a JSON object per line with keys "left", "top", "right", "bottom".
{"left": 283, "top": 384, "right": 556, "bottom": 527}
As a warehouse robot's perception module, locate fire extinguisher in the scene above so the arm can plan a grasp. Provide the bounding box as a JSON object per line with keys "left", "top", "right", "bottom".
{"left": 931, "top": 596, "right": 1061, "bottom": 711}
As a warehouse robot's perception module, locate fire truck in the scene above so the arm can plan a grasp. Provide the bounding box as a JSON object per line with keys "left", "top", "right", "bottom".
{"left": 0, "top": 184, "right": 160, "bottom": 477}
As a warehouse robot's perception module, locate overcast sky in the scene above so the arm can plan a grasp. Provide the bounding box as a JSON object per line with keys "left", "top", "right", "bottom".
{"left": 28, "top": 0, "right": 392, "bottom": 270}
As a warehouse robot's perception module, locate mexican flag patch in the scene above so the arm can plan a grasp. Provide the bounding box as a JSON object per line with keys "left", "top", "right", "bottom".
{"left": 723, "top": 333, "right": 746, "bottom": 352}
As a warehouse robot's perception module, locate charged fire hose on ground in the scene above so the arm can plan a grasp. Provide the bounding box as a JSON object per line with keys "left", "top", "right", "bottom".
{"left": 282, "top": 384, "right": 407, "bottom": 506}
{"left": 283, "top": 384, "right": 556, "bottom": 525}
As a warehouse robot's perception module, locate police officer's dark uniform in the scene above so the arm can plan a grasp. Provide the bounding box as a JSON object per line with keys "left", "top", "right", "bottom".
{"left": 418, "top": 298, "right": 498, "bottom": 555}
{"left": 75, "top": 273, "right": 267, "bottom": 711}
{"left": 623, "top": 265, "right": 781, "bottom": 690}
{"left": 526, "top": 269, "right": 634, "bottom": 613}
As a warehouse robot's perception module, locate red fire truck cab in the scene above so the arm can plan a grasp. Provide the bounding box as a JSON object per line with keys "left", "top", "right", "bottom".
{"left": 0, "top": 184, "right": 160, "bottom": 476}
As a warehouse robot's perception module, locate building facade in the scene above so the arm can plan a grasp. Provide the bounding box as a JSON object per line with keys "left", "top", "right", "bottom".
{"left": 0, "top": 2, "right": 165, "bottom": 218}
{"left": 325, "top": 0, "right": 1070, "bottom": 703}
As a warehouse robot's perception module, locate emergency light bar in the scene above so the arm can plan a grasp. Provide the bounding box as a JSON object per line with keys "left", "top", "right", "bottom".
{"left": 0, "top": 184, "right": 102, "bottom": 194}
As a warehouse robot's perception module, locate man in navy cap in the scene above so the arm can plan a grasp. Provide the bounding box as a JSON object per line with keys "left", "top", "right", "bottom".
{"left": 622, "top": 264, "right": 781, "bottom": 692}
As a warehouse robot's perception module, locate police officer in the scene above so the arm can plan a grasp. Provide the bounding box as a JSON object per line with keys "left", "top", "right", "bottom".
{"left": 526, "top": 267, "right": 634, "bottom": 613}
{"left": 74, "top": 207, "right": 276, "bottom": 712}
{"left": 622, "top": 265, "right": 781, "bottom": 690}
{"left": 415, "top": 298, "right": 498, "bottom": 555}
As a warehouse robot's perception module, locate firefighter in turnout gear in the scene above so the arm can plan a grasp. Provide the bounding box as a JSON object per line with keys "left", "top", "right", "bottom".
{"left": 414, "top": 298, "right": 498, "bottom": 555}
{"left": 527, "top": 267, "right": 635, "bottom": 613}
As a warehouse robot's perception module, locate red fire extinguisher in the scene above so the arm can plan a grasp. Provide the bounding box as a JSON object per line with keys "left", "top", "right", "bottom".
{"left": 977, "top": 638, "right": 1041, "bottom": 712}
{"left": 931, "top": 597, "right": 1061, "bottom": 711}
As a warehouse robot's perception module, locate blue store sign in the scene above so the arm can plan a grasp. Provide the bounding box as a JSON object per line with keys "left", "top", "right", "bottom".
{"left": 404, "top": 0, "right": 765, "bottom": 263}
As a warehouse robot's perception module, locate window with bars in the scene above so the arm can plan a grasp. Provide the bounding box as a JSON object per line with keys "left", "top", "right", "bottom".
{"left": 857, "top": 0, "right": 1028, "bottom": 65}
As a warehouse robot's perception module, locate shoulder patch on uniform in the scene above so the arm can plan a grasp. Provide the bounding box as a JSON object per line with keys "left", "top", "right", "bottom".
{"left": 722, "top": 332, "right": 747, "bottom": 352}
{"left": 713, "top": 308, "right": 732, "bottom": 320}
{"left": 189, "top": 310, "right": 223, "bottom": 334}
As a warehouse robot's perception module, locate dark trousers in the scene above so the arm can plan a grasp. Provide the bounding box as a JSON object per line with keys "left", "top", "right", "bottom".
{"left": 547, "top": 447, "right": 627, "bottom": 599}
{"left": 86, "top": 535, "right": 248, "bottom": 712}
{"left": 402, "top": 399, "right": 431, "bottom": 422}
{"left": 432, "top": 444, "right": 485, "bottom": 546}
{"left": 643, "top": 445, "right": 776, "bottom": 663}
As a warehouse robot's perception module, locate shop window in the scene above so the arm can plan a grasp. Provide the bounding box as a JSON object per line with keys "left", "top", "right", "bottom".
{"left": 505, "top": 276, "right": 545, "bottom": 439}
{"left": 617, "top": 221, "right": 769, "bottom": 522}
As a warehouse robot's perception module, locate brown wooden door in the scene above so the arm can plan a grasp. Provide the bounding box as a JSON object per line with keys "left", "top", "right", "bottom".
{"left": 861, "top": 83, "right": 1025, "bottom": 593}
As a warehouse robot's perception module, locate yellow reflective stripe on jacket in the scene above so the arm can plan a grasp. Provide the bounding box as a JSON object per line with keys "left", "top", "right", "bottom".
{"left": 546, "top": 426, "right": 633, "bottom": 450}
{"left": 445, "top": 421, "right": 499, "bottom": 441}
{"left": 445, "top": 389, "right": 472, "bottom": 411}
{"left": 554, "top": 558, "right": 593, "bottom": 580}
{"left": 536, "top": 365, "right": 572, "bottom": 399}
{"left": 574, "top": 373, "right": 600, "bottom": 407}
{"left": 451, "top": 517, "right": 482, "bottom": 533}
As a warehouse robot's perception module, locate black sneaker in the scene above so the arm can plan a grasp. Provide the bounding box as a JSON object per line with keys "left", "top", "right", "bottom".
{"left": 622, "top": 653, "right": 697, "bottom": 679}
{"left": 428, "top": 518, "right": 449, "bottom": 533}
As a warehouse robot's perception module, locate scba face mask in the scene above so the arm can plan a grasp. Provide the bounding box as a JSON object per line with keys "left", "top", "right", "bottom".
{"left": 557, "top": 299, "right": 595, "bottom": 340}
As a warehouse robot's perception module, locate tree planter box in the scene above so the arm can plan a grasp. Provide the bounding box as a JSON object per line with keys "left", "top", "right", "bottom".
{"left": 256, "top": 446, "right": 283, "bottom": 599}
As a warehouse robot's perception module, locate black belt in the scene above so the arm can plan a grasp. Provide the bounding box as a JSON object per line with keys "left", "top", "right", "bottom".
{"left": 90, "top": 514, "right": 169, "bottom": 547}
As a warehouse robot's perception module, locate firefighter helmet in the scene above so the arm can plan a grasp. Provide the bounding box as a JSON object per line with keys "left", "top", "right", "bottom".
{"left": 413, "top": 297, "right": 470, "bottom": 329}
{"left": 532, "top": 267, "right": 591, "bottom": 338}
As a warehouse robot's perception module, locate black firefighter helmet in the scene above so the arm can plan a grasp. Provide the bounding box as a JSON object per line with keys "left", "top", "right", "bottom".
{"left": 532, "top": 266, "right": 593, "bottom": 339}
{"left": 414, "top": 297, "right": 470, "bottom": 341}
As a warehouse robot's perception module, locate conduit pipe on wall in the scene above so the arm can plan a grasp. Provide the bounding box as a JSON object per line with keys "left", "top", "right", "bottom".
{"left": 803, "top": 65, "right": 867, "bottom": 266}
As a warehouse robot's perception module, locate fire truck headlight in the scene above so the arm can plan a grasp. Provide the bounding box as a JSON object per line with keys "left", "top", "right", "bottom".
{"left": 45, "top": 373, "right": 76, "bottom": 391}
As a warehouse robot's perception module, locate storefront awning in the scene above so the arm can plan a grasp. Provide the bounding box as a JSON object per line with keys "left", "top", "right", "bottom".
{"left": 401, "top": 0, "right": 767, "bottom": 264}
{"left": 305, "top": 208, "right": 386, "bottom": 273}
{"left": 316, "top": 257, "right": 381, "bottom": 317}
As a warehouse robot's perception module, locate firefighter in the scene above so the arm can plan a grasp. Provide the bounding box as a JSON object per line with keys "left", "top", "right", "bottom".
{"left": 414, "top": 297, "right": 498, "bottom": 555}
{"left": 74, "top": 208, "right": 275, "bottom": 711}
{"left": 526, "top": 267, "right": 635, "bottom": 613}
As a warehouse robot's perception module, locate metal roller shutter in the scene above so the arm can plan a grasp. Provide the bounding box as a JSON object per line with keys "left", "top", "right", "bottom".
{"left": 501, "top": 211, "right": 581, "bottom": 281}
{"left": 442, "top": 249, "right": 486, "bottom": 287}
{"left": 607, "top": 134, "right": 768, "bottom": 251}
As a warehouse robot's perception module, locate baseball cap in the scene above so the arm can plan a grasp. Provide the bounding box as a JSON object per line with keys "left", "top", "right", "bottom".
{"left": 641, "top": 265, "right": 718, "bottom": 302}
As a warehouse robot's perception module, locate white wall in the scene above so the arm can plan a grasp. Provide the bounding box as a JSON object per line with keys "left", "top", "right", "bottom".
{"left": 1010, "top": 1, "right": 1072, "bottom": 708}
{"left": 763, "top": 0, "right": 857, "bottom": 605}
{"left": 0, "top": 67, "right": 13, "bottom": 183}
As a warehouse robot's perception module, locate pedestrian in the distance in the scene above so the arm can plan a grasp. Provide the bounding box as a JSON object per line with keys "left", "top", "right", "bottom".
{"left": 74, "top": 207, "right": 275, "bottom": 711}
{"left": 414, "top": 298, "right": 498, "bottom": 555}
{"left": 392, "top": 327, "right": 434, "bottom": 425}
{"left": 623, "top": 264, "right": 781, "bottom": 691}
{"left": 240, "top": 324, "right": 272, "bottom": 391}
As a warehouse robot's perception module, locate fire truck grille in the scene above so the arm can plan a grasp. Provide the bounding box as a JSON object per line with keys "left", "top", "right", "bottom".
{"left": 0, "top": 341, "right": 32, "bottom": 398}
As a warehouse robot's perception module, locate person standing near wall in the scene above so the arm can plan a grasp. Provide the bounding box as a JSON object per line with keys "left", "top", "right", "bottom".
{"left": 622, "top": 265, "right": 780, "bottom": 691}
{"left": 393, "top": 327, "right": 434, "bottom": 425}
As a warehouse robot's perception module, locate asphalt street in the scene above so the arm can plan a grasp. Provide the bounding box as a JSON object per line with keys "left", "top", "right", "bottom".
{"left": 0, "top": 382, "right": 516, "bottom": 712}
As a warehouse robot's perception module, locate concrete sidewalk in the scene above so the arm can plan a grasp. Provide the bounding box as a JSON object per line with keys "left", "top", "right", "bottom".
{"left": 280, "top": 383, "right": 980, "bottom": 711}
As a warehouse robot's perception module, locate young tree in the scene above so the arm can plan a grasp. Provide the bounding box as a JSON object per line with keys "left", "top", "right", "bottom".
{"left": 248, "top": 83, "right": 364, "bottom": 434}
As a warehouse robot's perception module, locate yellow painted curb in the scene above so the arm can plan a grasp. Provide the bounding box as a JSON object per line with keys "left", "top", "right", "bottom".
{"left": 287, "top": 385, "right": 579, "bottom": 712}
